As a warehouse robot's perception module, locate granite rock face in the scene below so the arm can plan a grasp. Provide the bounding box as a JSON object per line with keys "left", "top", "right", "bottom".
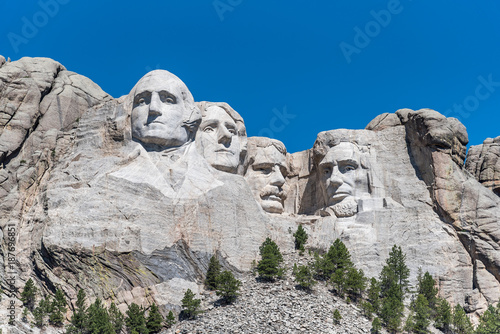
{"left": 1, "top": 57, "right": 500, "bottom": 324}
{"left": 466, "top": 136, "right": 500, "bottom": 196}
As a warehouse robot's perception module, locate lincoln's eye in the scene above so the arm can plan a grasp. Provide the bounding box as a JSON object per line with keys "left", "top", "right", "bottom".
{"left": 322, "top": 167, "right": 331, "bottom": 175}
{"left": 256, "top": 167, "right": 272, "bottom": 175}
{"left": 344, "top": 165, "right": 356, "bottom": 172}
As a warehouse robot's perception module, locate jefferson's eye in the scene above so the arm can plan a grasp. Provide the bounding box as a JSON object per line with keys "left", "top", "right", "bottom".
{"left": 256, "top": 167, "right": 272, "bottom": 175}
{"left": 203, "top": 126, "right": 215, "bottom": 133}
{"left": 228, "top": 128, "right": 237, "bottom": 135}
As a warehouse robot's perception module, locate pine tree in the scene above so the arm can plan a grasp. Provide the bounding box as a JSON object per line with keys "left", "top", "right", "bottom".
{"left": 215, "top": 270, "right": 242, "bottom": 304}
{"left": 257, "top": 238, "right": 284, "bottom": 281}
{"left": 452, "top": 304, "right": 473, "bottom": 334}
{"left": 371, "top": 317, "right": 382, "bottom": 334}
{"left": 417, "top": 269, "right": 438, "bottom": 310}
{"left": 86, "top": 298, "right": 115, "bottom": 334}
{"left": 67, "top": 289, "right": 87, "bottom": 333}
{"left": 125, "top": 303, "right": 149, "bottom": 334}
{"left": 333, "top": 309, "right": 342, "bottom": 324}
{"left": 292, "top": 263, "right": 316, "bottom": 290}
{"left": 345, "top": 267, "right": 367, "bottom": 301}
{"left": 109, "top": 302, "right": 124, "bottom": 334}
{"left": 20, "top": 278, "right": 37, "bottom": 311}
{"left": 205, "top": 255, "right": 222, "bottom": 290}
{"left": 165, "top": 310, "right": 176, "bottom": 328}
{"left": 49, "top": 288, "right": 66, "bottom": 327}
{"left": 33, "top": 295, "right": 52, "bottom": 328}
{"left": 379, "top": 245, "right": 409, "bottom": 332}
{"left": 413, "top": 294, "right": 431, "bottom": 333}
{"left": 146, "top": 303, "right": 163, "bottom": 333}
{"left": 367, "top": 277, "right": 381, "bottom": 315}
{"left": 22, "top": 307, "right": 29, "bottom": 323}
{"left": 181, "top": 289, "right": 201, "bottom": 320}
{"left": 315, "top": 239, "right": 353, "bottom": 280}
{"left": 434, "top": 297, "right": 452, "bottom": 332}
{"left": 476, "top": 303, "right": 500, "bottom": 334}
{"left": 293, "top": 225, "right": 308, "bottom": 253}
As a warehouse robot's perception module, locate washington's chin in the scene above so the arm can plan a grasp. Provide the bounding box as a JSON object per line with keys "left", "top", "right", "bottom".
{"left": 135, "top": 128, "right": 188, "bottom": 147}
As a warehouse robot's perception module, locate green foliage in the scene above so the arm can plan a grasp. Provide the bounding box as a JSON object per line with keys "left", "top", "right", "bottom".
{"left": 413, "top": 294, "right": 431, "bottom": 333}
{"left": 125, "top": 303, "right": 149, "bottom": 334}
{"left": 33, "top": 295, "right": 53, "bottom": 328}
{"left": 314, "top": 239, "right": 353, "bottom": 281}
{"left": 205, "top": 255, "right": 222, "bottom": 290}
{"left": 361, "top": 301, "right": 375, "bottom": 319}
{"left": 319, "top": 239, "right": 366, "bottom": 300}
{"left": 433, "top": 297, "right": 452, "bottom": 332}
{"left": 146, "top": 303, "right": 163, "bottom": 333}
{"left": 86, "top": 298, "right": 115, "bottom": 334}
{"left": 108, "top": 302, "right": 124, "bottom": 334}
{"left": 333, "top": 309, "right": 342, "bottom": 324}
{"left": 452, "top": 304, "right": 473, "bottom": 334}
{"left": 476, "top": 303, "right": 500, "bottom": 334}
{"left": 292, "top": 263, "right": 316, "bottom": 290}
{"left": 371, "top": 317, "right": 382, "bottom": 333}
{"left": 215, "top": 270, "right": 242, "bottom": 304}
{"left": 293, "top": 225, "right": 308, "bottom": 253}
{"left": 181, "top": 289, "right": 201, "bottom": 320}
{"left": 49, "top": 288, "right": 67, "bottom": 327}
{"left": 22, "top": 307, "right": 29, "bottom": 323}
{"left": 379, "top": 245, "right": 410, "bottom": 332}
{"left": 345, "top": 268, "right": 367, "bottom": 300}
{"left": 257, "top": 237, "right": 285, "bottom": 281}
{"left": 21, "top": 278, "right": 37, "bottom": 311}
{"left": 67, "top": 289, "right": 87, "bottom": 333}
{"left": 416, "top": 269, "right": 438, "bottom": 310}
{"left": 165, "top": 310, "right": 176, "bottom": 328}
{"left": 367, "top": 278, "right": 381, "bottom": 315}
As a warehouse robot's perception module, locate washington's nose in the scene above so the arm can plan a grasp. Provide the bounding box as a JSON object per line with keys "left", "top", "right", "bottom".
{"left": 149, "top": 93, "right": 162, "bottom": 116}
{"left": 217, "top": 126, "right": 232, "bottom": 146}
{"left": 270, "top": 166, "right": 285, "bottom": 187}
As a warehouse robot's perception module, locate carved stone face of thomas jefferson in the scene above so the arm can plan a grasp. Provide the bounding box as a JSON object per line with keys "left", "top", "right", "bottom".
{"left": 130, "top": 70, "right": 199, "bottom": 149}
{"left": 196, "top": 105, "right": 241, "bottom": 173}
{"left": 244, "top": 138, "right": 287, "bottom": 214}
{"left": 318, "top": 142, "right": 370, "bottom": 217}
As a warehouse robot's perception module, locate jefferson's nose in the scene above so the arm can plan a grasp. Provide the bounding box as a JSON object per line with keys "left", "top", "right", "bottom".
{"left": 149, "top": 93, "right": 162, "bottom": 116}
{"left": 270, "top": 166, "right": 285, "bottom": 187}
{"left": 217, "top": 126, "right": 232, "bottom": 146}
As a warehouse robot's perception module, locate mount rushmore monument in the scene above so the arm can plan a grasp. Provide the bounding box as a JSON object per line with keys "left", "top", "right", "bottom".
{"left": 1, "top": 56, "right": 500, "bottom": 319}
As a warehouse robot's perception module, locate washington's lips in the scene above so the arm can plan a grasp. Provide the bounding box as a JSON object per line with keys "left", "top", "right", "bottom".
{"left": 215, "top": 148, "right": 234, "bottom": 154}
{"left": 330, "top": 191, "right": 351, "bottom": 202}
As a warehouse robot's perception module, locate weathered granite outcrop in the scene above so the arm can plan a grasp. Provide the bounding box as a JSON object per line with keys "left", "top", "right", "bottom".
{"left": 466, "top": 136, "right": 500, "bottom": 196}
{"left": 1, "top": 56, "right": 500, "bottom": 328}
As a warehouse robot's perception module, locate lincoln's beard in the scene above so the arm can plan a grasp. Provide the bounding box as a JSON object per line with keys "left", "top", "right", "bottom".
{"left": 331, "top": 196, "right": 358, "bottom": 217}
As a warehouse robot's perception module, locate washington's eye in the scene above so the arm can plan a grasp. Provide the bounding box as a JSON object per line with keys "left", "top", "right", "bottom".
{"left": 138, "top": 98, "right": 145, "bottom": 105}
{"left": 159, "top": 92, "right": 176, "bottom": 104}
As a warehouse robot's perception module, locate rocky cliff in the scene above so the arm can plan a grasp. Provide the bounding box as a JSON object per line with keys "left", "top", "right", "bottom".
{"left": 1, "top": 56, "right": 500, "bottom": 329}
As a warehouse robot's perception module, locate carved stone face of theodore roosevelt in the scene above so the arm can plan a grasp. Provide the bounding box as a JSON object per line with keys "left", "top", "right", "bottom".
{"left": 318, "top": 142, "right": 370, "bottom": 217}
{"left": 244, "top": 138, "right": 287, "bottom": 214}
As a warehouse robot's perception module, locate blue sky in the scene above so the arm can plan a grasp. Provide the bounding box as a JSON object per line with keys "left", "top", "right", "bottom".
{"left": 1, "top": 0, "right": 500, "bottom": 153}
